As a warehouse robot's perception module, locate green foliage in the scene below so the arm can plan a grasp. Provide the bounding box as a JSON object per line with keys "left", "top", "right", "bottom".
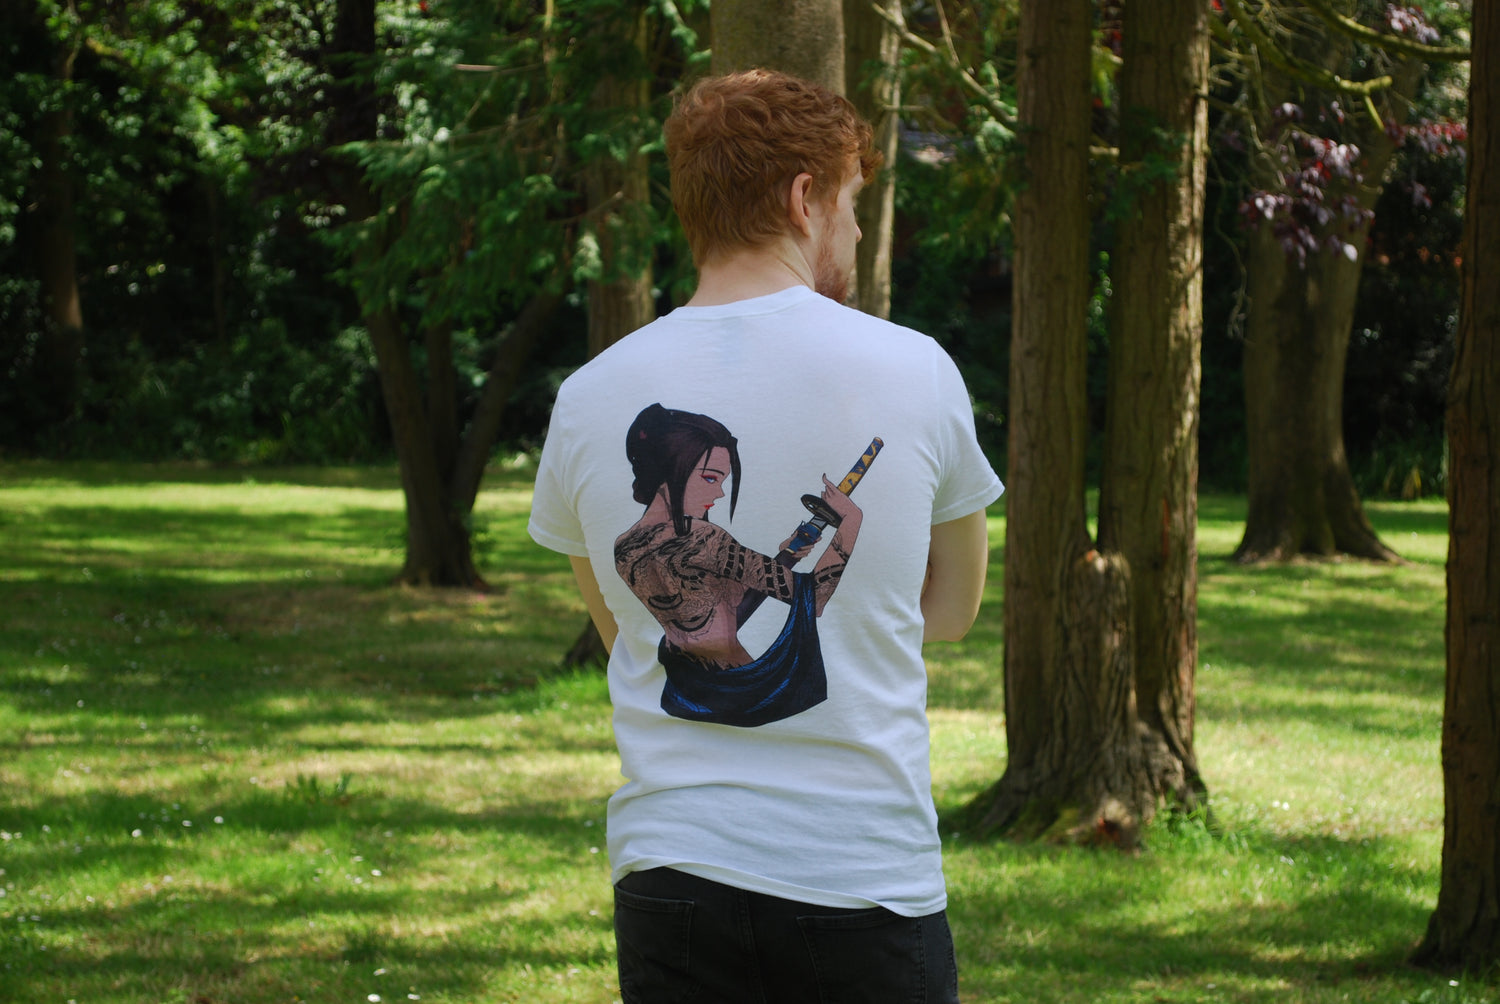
{"left": 1344, "top": 105, "right": 1465, "bottom": 500}
{"left": 0, "top": 0, "right": 389, "bottom": 460}
{"left": 330, "top": 0, "right": 692, "bottom": 329}
{"left": 885, "top": 2, "right": 1025, "bottom": 468}
{"left": 0, "top": 0, "right": 1462, "bottom": 504}
{"left": 1, "top": 0, "right": 698, "bottom": 463}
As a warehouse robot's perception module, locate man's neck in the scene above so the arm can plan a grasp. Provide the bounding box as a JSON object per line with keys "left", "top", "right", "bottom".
{"left": 685, "top": 239, "right": 815, "bottom": 307}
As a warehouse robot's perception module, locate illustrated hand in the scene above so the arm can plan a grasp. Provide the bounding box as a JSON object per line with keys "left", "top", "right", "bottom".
{"left": 778, "top": 534, "right": 816, "bottom": 560}
{"left": 821, "top": 475, "right": 863, "bottom": 527}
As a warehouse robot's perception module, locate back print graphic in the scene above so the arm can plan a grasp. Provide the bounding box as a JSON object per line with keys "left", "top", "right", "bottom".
{"left": 614, "top": 404, "right": 882, "bottom": 727}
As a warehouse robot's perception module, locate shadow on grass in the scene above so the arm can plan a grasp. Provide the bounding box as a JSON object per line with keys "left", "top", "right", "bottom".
{"left": 946, "top": 827, "right": 1460, "bottom": 1002}
{"left": 1196, "top": 493, "right": 1447, "bottom": 560}
{"left": 1, "top": 469, "right": 1470, "bottom": 1003}
{"left": 6, "top": 786, "right": 612, "bottom": 870}
{"left": 2, "top": 504, "right": 556, "bottom": 581}
{"left": 4, "top": 788, "right": 616, "bottom": 1001}
{"left": 1362, "top": 500, "right": 1450, "bottom": 541}
{"left": 8, "top": 885, "right": 611, "bottom": 1004}
{"left": 1197, "top": 572, "right": 1444, "bottom": 727}
{"left": 0, "top": 471, "right": 587, "bottom": 737}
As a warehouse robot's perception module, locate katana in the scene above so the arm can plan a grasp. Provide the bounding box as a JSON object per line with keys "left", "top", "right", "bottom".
{"left": 735, "top": 437, "right": 883, "bottom": 626}
{"left": 779, "top": 436, "right": 883, "bottom": 559}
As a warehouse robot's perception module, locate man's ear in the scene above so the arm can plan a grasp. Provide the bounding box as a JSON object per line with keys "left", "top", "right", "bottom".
{"left": 786, "top": 171, "right": 816, "bottom": 239}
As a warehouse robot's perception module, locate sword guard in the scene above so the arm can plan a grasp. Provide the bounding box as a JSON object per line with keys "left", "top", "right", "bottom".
{"left": 800, "top": 493, "right": 842, "bottom": 527}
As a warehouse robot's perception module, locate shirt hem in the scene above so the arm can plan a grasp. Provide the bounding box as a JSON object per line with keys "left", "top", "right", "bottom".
{"left": 932, "top": 479, "right": 1005, "bottom": 526}
{"left": 609, "top": 857, "right": 948, "bottom": 918}
{"left": 527, "top": 520, "right": 589, "bottom": 557}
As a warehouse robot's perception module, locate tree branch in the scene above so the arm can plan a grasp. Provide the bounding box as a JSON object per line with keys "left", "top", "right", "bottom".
{"left": 1218, "top": 0, "right": 1394, "bottom": 119}
{"left": 870, "top": 0, "right": 1019, "bottom": 132}
{"left": 1300, "top": 0, "right": 1469, "bottom": 63}
{"left": 450, "top": 285, "right": 566, "bottom": 512}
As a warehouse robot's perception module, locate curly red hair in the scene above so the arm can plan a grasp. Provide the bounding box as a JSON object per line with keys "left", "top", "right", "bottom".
{"left": 664, "top": 69, "right": 880, "bottom": 267}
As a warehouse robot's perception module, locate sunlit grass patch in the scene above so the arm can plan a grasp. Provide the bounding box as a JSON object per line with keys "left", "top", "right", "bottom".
{"left": 0, "top": 466, "right": 1491, "bottom": 1003}
{"left": 927, "top": 496, "right": 1476, "bottom": 1003}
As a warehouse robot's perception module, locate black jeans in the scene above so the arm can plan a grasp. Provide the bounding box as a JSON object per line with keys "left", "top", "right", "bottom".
{"left": 613, "top": 867, "right": 960, "bottom": 1004}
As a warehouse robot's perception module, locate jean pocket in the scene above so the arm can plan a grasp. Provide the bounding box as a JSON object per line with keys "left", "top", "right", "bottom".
{"left": 614, "top": 886, "right": 700, "bottom": 1004}
{"left": 799, "top": 908, "right": 951, "bottom": 1004}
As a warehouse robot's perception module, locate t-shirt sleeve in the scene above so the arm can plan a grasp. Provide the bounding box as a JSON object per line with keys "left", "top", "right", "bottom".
{"left": 528, "top": 393, "right": 590, "bottom": 557}
{"left": 930, "top": 346, "right": 1005, "bottom": 525}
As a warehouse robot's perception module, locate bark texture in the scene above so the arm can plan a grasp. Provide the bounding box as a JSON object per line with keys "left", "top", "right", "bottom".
{"left": 844, "top": 0, "right": 901, "bottom": 318}
{"left": 1233, "top": 30, "right": 1423, "bottom": 563}
{"left": 585, "top": 2, "right": 655, "bottom": 359}
{"left": 1237, "top": 219, "right": 1402, "bottom": 561}
{"left": 970, "top": 0, "right": 1151, "bottom": 845}
{"left": 567, "top": 3, "right": 658, "bottom": 668}
{"left": 1412, "top": 0, "right": 1500, "bottom": 969}
{"left": 1097, "top": 0, "right": 1212, "bottom": 810}
{"left": 363, "top": 304, "right": 485, "bottom": 588}
{"left": 972, "top": 0, "right": 1215, "bottom": 845}
{"left": 711, "top": 0, "right": 845, "bottom": 92}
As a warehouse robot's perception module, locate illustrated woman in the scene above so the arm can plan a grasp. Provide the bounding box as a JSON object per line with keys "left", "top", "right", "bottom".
{"left": 614, "top": 404, "right": 862, "bottom": 720}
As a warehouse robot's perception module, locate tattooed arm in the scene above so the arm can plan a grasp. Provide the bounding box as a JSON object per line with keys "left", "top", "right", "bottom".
{"left": 810, "top": 475, "right": 862, "bottom": 616}
{"left": 690, "top": 524, "right": 797, "bottom": 602}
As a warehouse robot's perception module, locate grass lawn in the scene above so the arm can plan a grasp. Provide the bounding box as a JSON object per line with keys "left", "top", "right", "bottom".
{"left": 0, "top": 460, "right": 1492, "bottom": 1004}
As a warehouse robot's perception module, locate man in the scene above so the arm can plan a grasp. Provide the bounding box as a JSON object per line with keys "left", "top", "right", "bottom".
{"left": 528, "top": 69, "right": 1002, "bottom": 1004}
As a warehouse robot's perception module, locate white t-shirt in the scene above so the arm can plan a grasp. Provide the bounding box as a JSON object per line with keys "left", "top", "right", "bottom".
{"left": 528, "top": 285, "right": 1003, "bottom": 916}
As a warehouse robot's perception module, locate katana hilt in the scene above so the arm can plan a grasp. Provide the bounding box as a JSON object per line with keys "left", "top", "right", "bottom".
{"left": 777, "top": 437, "right": 883, "bottom": 561}
{"left": 801, "top": 494, "right": 842, "bottom": 524}
{"left": 784, "top": 494, "right": 841, "bottom": 554}
{"left": 735, "top": 435, "right": 884, "bottom": 627}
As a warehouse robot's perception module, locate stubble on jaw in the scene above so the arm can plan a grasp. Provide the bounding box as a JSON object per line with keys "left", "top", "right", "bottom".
{"left": 812, "top": 232, "right": 851, "bottom": 304}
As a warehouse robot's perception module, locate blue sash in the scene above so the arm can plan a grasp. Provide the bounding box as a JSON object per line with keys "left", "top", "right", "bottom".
{"left": 658, "top": 572, "right": 827, "bottom": 727}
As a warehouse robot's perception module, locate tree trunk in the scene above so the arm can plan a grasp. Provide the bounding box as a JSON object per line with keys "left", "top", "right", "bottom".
{"left": 1234, "top": 43, "right": 1424, "bottom": 563}
{"left": 567, "top": 2, "right": 657, "bottom": 668}
{"left": 451, "top": 290, "right": 564, "bottom": 514}
{"left": 711, "top": 0, "right": 844, "bottom": 92}
{"left": 1097, "top": 0, "right": 1212, "bottom": 811}
{"left": 362, "top": 299, "right": 484, "bottom": 588}
{"left": 843, "top": 0, "right": 900, "bottom": 318}
{"left": 1412, "top": 0, "right": 1500, "bottom": 969}
{"left": 328, "top": 0, "right": 483, "bottom": 588}
{"left": 33, "top": 16, "right": 85, "bottom": 426}
{"left": 426, "top": 318, "right": 459, "bottom": 479}
{"left": 968, "top": 0, "right": 1154, "bottom": 847}
{"left": 1237, "top": 221, "right": 1400, "bottom": 561}
{"left": 584, "top": 2, "right": 654, "bottom": 359}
